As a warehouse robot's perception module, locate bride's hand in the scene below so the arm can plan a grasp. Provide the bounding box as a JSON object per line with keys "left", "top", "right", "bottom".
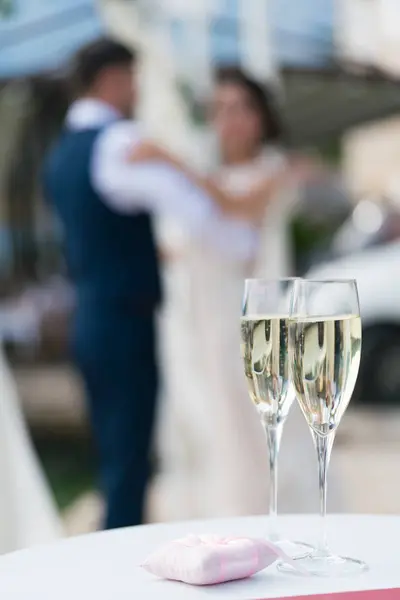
{"left": 286, "top": 154, "right": 329, "bottom": 186}
{"left": 128, "top": 141, "right": 176, "bottom": 165}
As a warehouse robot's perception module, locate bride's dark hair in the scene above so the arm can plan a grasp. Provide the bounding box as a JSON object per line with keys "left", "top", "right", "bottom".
{"left": 214, "top": 66, "right": 284, "bottom": 144}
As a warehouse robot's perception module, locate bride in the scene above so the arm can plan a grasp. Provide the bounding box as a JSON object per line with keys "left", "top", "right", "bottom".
{"left": 134, "top": 67, "right": 344, "bottom": 519}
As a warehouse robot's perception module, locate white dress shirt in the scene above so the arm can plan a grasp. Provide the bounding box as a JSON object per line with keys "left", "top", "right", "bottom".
{"left": 65, "top": 99, "right": 258, "bottom": 261}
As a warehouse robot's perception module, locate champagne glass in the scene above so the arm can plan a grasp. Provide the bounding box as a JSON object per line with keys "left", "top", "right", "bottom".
{"left": 278, "top": 278, "right": 368, "bottom": 577}
{"left": 240, "top": 279, "right": 311, "bottom": 558}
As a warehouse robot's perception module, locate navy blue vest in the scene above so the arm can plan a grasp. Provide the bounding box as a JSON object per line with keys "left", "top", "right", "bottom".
{"left": 43, "top": 128, "right": 161, "bottom": 308}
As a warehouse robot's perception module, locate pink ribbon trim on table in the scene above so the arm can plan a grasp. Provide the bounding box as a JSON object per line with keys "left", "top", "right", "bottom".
{"left": 267, "top": 590, "right": 400, "bottom": 600}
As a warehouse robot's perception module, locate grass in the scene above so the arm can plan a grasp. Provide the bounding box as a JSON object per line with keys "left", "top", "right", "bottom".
{"left": 32, "top": 435, "right": 96, "bottom": 510}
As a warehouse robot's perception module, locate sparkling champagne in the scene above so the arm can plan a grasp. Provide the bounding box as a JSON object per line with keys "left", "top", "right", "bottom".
{"left": 240, "top": 315, "right": 294, "bottom": 423}
{"left": 290, "top": 315, "right": 361, "bottom": 436}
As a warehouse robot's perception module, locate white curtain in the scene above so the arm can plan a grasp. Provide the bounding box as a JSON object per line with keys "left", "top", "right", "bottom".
{"left": 0, "top": 349, "right": 62, "bottom": 553}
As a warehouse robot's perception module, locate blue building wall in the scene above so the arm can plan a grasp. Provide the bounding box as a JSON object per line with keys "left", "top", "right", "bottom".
{"left": 0, "top": 0, "right": 334, "bottom": 78}
{"left": 270, "top": 0, "right": 334, "bottom": 66}
{"left": 0, "top": 0, "right": 103, "bottom": 78}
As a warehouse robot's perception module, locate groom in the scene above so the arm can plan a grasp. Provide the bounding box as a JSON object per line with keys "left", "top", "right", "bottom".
{"left": 43, "top": 38, "right": 257, "bottom": 529}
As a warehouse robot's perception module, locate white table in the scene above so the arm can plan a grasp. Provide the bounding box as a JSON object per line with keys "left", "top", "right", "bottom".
{"left": 0, "top": 515, "right": 398, "bottom": 599}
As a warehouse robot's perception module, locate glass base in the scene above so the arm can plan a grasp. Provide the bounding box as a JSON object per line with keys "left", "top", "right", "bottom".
{"left": 277, "top": 550, "right": 369, "bottom": 577}
{"left": 271, "top": 539, "right": 313, "bottom": 560}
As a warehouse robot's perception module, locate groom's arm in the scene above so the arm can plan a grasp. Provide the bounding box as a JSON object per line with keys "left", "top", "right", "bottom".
{"left": 90, "top": 121, "right": 258, "bottom": 261}
{"left": 91, "top": 121, "right": 215, "bottom": 224}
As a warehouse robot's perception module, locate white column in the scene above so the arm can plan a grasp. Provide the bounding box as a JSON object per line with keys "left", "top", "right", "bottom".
{"left": 378, "top": 0, "right": 400, "bottom": 76}
{"left": 334, "top": 0, "right": 379, "bottom": 67}
{"left": 237, "top": 0, "right": 277, "bottom": 83}
{"left": 97, "top": 0, "right": 193, "bottom": 157}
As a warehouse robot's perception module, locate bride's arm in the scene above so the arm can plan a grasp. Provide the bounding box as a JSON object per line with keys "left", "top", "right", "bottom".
{"left": 191, "top": 171, "right": 285, "bottom": 221}
{"left": 128, "top": 142, "right": 287, "bottom": 221}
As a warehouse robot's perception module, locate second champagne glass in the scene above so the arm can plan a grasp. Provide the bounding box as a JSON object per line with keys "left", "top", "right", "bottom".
{"left": 240, "top": 278, "right": 311, "bottom": 557}
{"left": 278, "top": 278, "right": 368, "bottom": 576}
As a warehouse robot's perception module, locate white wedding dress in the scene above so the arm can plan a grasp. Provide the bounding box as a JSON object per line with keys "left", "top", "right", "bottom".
{"left": 0, "top": 347, "right": 62, "bottom": 553}
{"left": 155, "top": 149, "right": 344, "bottom": 520}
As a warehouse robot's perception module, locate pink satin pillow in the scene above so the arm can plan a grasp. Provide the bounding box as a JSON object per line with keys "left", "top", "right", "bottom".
{"left": 142, "top": 534, "right": 301, "bottom": 585}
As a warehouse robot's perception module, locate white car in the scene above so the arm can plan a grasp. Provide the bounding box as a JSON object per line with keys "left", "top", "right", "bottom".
{"left": 307, "top": 240, "right": 400, "bottom": 405}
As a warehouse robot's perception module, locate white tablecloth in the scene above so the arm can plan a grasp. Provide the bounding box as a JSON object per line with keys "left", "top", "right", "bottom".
{"left": 0, "top": 515, "right": 398, "bottom": 599}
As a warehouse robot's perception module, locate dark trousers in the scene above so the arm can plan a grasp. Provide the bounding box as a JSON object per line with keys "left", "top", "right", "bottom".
{"left": 72, "top": 301, "right": 158, "bottom": 529}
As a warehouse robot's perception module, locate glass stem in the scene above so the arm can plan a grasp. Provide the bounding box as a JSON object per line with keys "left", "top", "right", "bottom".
{"left": 312, "top": 431, "right": 335, "bottom": 555}
{"left": 264, "top": 420, "right": 283, "bottom": 541}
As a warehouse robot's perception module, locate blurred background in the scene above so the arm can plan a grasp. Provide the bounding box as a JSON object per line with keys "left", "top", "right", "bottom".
{"left": 1, "top": 0, "right": 400, "bottom": 540}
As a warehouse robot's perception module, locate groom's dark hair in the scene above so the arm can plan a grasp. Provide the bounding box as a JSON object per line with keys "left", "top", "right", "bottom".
{"left": 215, "top": 66, "right": 284, "bottom": 144}
{"left": 71, "top": 38, "right": 137, "bottom": 94}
